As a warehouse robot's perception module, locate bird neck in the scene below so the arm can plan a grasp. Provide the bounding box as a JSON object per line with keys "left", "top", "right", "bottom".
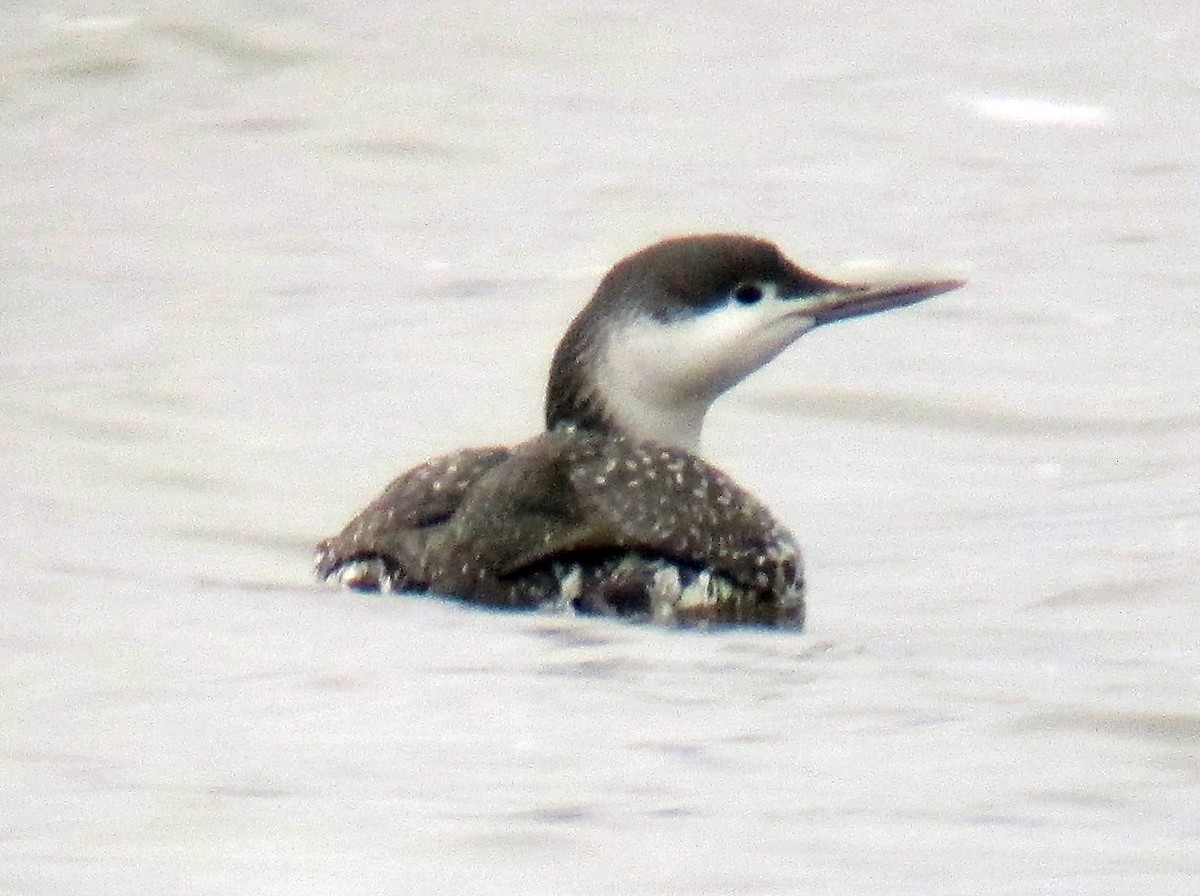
{"left": 544, "top": 315, "right": 710, "bottom": 452}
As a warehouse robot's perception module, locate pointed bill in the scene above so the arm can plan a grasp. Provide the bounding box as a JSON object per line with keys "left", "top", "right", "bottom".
{"left": 797, "top": 267, "right": 967, "bottom": 326}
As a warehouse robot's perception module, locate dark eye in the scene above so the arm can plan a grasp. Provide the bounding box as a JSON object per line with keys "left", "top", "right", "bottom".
{"left": 733, "top": 283, "right": 764, "bottom": 305}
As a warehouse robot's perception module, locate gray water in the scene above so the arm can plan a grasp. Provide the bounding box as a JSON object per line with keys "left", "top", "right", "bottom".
{"left": 2, "top": 2, "right": 1198, "bottom": 894}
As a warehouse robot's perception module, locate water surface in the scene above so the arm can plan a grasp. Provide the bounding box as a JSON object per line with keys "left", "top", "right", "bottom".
{"left": 2, "top": 2, "right": 1197, "bottom": 893}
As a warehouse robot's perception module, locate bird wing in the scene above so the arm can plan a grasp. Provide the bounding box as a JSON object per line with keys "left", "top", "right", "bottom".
{"left": 314, "top": 446, "right": 511, "bottom": 580}
{"left": 486, "top": 432, "right": 800, "bottom": 594}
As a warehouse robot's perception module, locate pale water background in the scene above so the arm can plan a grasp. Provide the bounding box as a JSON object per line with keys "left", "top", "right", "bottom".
{"left": 2, "top": 2, "right": 1198, "bottom": 894}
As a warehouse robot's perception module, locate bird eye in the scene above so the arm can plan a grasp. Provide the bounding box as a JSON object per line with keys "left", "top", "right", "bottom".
{"left": 733, "top": 283, "right": 764, "bottom": 305}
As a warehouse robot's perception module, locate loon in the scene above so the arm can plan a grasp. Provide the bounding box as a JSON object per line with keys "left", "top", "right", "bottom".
{"left": 315, "top": 234, "right": 964, "bottom": 627}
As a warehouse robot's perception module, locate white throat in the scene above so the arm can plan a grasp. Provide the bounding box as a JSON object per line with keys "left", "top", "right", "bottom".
{"left": 593, "top": 301, "right": 817, "bottom": 452}
{"left": 594, "top": 362, "right": 710, "bottom": 450}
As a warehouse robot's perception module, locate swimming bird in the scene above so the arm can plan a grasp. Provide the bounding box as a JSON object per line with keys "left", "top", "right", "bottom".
{"left": 315, "top": 234, "right": 963, "bottom": 627}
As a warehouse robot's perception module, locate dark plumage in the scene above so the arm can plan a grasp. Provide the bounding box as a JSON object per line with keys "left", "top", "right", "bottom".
{"left": 316, "top": 427, "right": 804, "bottom": 625}
{"left": 316, "top": 234, "right": 963, "bottom": 627}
